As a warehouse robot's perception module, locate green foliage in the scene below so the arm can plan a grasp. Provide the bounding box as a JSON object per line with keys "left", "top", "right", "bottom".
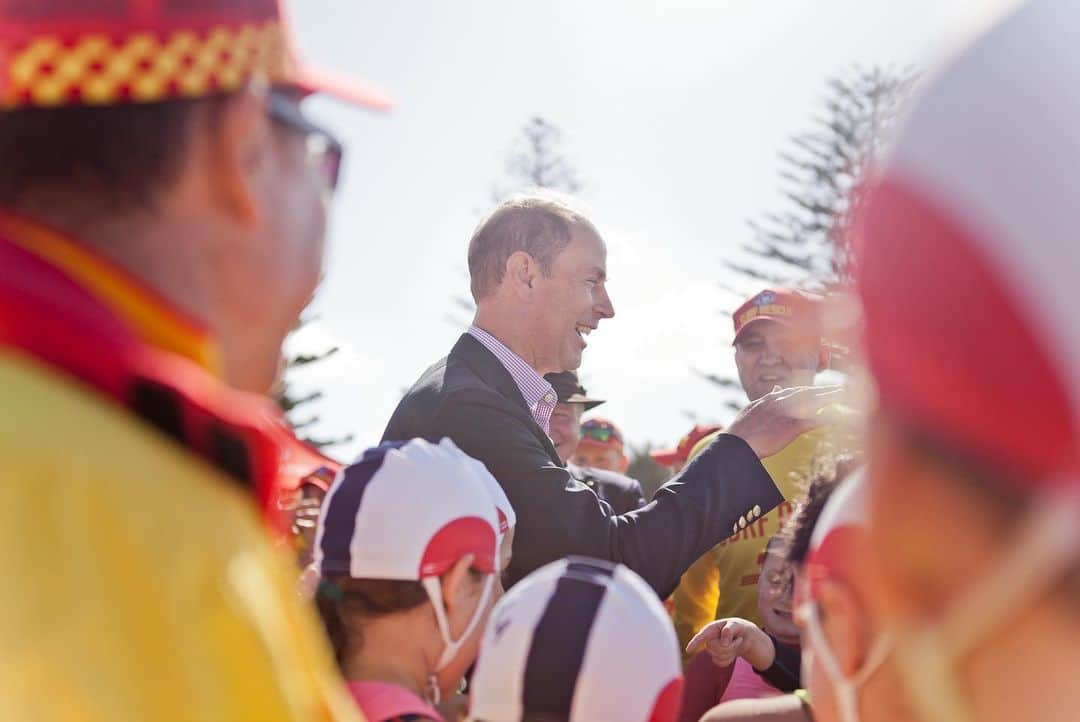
{"left": 626, "top": 442, "right": 673, "bottom": 501}
{"left": 731, "top": 66, "right": 916, "bottom": 289}
{"left": 275, "top": 316, "right": 354, "bottom": 450}
{"left": 702, "top": 66, "right": 917, "bottom": 410}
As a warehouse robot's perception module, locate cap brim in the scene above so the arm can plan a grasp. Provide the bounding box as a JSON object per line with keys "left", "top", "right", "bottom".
{"left": 732, "top": 316, "right": 793, "bottom": 345}
{"left": 649, "top": 449, "right": 682, "bottom": 466}
{"left": 565, "top": 393, "right": 605, "bottom": 410}
{"left": 290, "top": 64, "right": 393, "bottom": 111}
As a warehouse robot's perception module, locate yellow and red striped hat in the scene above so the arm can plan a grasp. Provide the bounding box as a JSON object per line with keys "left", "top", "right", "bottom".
{"left": 0, "top": 0, "right": 390, "bottom": 110}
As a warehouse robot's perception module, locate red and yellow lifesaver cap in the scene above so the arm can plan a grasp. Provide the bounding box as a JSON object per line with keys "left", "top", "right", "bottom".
{"left": 0, "top": 0, "right": 391, "bottom": 110}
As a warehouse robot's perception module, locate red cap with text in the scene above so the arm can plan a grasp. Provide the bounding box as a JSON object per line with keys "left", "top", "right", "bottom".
{"left": 732, "top": 288, "right": 823, "bottom": 344}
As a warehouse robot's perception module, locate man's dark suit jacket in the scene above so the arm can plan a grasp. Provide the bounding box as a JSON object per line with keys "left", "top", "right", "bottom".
{"left": 568, "top": 464, "right": 646, "bottom": 515}
{"left": 382, "top": 333, "right": 783, "bottom": 596}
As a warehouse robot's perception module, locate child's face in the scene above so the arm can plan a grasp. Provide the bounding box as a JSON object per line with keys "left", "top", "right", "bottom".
{"left": 757, "top": 546, "right": 800, "bottom": 647}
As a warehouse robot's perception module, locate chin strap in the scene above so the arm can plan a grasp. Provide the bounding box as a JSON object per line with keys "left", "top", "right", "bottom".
{"left": 421, "top": 573, "right": 496, "bottom": 702}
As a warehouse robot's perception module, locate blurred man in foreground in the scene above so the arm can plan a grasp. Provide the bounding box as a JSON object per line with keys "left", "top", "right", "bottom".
{"left": 546, "top": 371, "right": 646, "bottom": 514}
{"left": 0, "top": 3, "right": 389, "bottom": 719}
{"left": 855, "top": 2, "right": 1080, "bottom": 721}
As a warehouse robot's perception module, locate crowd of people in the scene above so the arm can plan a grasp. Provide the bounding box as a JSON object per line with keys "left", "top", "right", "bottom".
{"left": 2, "top": 1, "right": 1078, "bottom": 721}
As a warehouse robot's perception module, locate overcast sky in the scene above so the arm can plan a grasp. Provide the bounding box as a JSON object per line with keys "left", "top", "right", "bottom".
{"left": 284, "top": 0, "right": 1022, "bottom": 461}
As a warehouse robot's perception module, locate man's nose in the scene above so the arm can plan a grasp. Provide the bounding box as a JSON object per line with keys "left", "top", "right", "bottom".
{"left": 596, "top": 286, "right": 615, "bottom": 319}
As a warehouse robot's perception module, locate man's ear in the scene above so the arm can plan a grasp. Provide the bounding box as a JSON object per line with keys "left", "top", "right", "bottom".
{"left": 504, "top": 251, "right": 538, "bottom": 300}
{"left": 816, "top": 579, "right": 872, "bottom": 676}
{"left": 198, "top": 89, "right": 269, "bottom": 228}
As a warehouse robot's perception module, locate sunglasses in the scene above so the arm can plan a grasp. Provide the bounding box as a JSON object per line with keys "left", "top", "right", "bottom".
{"left": 581, "top": 421, "right": 620, "bottom": 444}
{"left": 267, "top": 90, "right": 344, "bottom": 193}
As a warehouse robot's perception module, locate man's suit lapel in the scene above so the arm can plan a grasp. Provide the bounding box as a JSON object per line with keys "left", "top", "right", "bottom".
{"left": 452, "top": 334, "right": 563, "bottom": 466}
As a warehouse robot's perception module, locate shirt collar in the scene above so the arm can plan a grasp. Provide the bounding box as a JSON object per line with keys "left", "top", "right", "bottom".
{"left": 0, "top": 208, "right": 221, "bottom": 375}
{"left": 467, "top": 325, "right": 555, "bottom": 409}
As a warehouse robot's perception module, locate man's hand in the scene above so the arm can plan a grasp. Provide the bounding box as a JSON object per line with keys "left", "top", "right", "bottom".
{"left": 726, "top": 385, "right": 848, "bottom": 458}
{"left": 686, "top": 618, "right": 776, "bottom": 671}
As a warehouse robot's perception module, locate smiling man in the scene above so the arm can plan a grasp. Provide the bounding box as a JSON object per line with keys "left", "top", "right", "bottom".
{"left": 383, "top": 194, "right": 838, "bottom": 592}
{"left": 732, "top": 289, "right": 823, "bottom": 401}
{"left": 670, "top": 288, "right": 859, "bottom": 657}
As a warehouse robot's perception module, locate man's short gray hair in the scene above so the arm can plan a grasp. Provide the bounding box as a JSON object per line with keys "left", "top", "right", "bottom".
{"left": 468, "top": 191, "right": 599, "bottom": 302}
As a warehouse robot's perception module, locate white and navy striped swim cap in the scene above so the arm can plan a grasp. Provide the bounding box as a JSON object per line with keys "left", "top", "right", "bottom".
{"left": 314, "top": 438, "right": 502, "bottom": 581}
{"left": 469, "top": 556, "right": 683, "bottom": 722}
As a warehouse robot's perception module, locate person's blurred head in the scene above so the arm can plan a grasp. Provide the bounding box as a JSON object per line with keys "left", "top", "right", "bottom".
{"left": 313, "top": 439, "right": 513, "bottom": 702}
{"left": 544, "top": 371, "right": 605, "bottom": 463}
{"left": 0, "top": 92, "right": 337, "bottom": 393}
{"left": 650, "top": 423, "right": 724, "bottom": 474}
{"left": 469, "top": 193, "right": 615, "bottom": 375}
{"left": 0, "top": 3, "right": 388, "bottom": 393}
{"left": 549, "top": 401, "right": 583, "bottom": 464}
{"left": 765, "top": 457, "right": 853, "bottom": 655}
{"left": 571, "top": 417, "right": 628, "bottom": 472}
{"left": 732, "top": 289, "right": 824, "bottom": 402}
{"left": 854, "top": 4, "right": 1080, "bottom": 721}
{"left": 468, "top": 557, "right": 683, "bottom": 722}
{"left": 793, "top": 472, "right": 907, "bottom": 722}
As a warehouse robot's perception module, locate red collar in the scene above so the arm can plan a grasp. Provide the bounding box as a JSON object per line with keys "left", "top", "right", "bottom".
{"left": 0, "top": 209, "right": 338, "bottom": 524}
{"left": 0, "top": 209, "right": 223, "bottom": 373}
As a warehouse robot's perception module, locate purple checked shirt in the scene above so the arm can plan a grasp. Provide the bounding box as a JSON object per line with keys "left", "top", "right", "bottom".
{"left": 468, "top": 325, "right": 556, "bottom": 434}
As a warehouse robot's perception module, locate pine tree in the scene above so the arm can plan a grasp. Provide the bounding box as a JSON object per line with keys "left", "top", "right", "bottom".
{"left": 276, "top": 314, "right": 354, "bottom": 449}
{"left": 730, "top": 66, "right": 915, "bottom": 289}
{"left": 701, "top": 66, "right": 916, "bottom": 410}
{"left": 626, "top": 443, "right": 673, "bottom": 501}
{"left": 446, "top": 115, "right": 584, "bottom": 327}
{"left": 493, "top": 115, "right": 582, "bottom": 202}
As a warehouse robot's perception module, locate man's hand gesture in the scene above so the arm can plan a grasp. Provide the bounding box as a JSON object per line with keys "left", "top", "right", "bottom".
{"left": 726, "top": 385, "right": 849, "bottom": 458}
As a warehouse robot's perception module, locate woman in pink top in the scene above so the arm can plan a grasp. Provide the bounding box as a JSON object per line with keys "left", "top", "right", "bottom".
{"left": 312, "top": 439, "right": 516, "bottom": 722}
